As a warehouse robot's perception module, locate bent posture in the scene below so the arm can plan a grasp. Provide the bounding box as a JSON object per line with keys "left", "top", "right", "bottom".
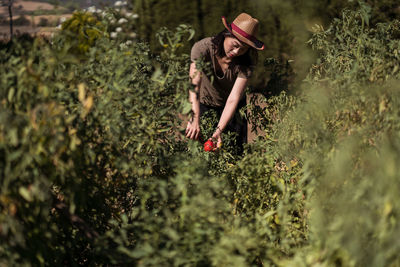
{"left": 186, "top": 13, "right": 264, "bottom": 153}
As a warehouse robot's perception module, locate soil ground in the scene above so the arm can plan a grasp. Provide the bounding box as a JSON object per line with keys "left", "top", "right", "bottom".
{"left": 0, "top": 1, "right": 60, "bottom": 16}
{"left": 0, "top": 0, "right": 71, "bottom": 40}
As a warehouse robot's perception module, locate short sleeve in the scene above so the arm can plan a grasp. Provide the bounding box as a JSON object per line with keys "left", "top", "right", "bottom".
{"left": 190, "top": 38, "right": 211, "bottom": 62}
{"left": 237, "top": 65, "right": 253, "bottom": 79}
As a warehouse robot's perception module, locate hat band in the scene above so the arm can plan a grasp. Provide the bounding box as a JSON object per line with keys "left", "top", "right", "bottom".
{"left": 231, "top": 22, "right": 257, "bottom": 43}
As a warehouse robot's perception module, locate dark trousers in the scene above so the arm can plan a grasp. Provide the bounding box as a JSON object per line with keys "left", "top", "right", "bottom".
{"left": 199, "top": 98, "right": 247, "bottom": 155}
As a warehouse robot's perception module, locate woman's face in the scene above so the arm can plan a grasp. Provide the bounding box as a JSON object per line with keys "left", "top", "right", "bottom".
{"left": 223, "top": 36, "right": 249, "bottom": 58}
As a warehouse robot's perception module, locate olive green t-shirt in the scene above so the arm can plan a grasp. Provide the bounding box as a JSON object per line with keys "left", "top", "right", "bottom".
{"left": 190, "top": 37, "right": 252, "bottom": 107}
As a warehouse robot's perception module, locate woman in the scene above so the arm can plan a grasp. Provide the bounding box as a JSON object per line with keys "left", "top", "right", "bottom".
{"left": 185, "top": 13, "right": 264, "bottom": 153}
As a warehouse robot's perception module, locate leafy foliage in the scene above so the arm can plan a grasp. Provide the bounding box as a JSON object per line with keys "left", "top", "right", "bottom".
{"left": 1, "top": 2, "right": 400, "bottom": 266}
{"left": 247, "top": 3, "right": 400, "bottom": 266}
{"left": 60, "top": 11, "right": 106, "bottom": 54}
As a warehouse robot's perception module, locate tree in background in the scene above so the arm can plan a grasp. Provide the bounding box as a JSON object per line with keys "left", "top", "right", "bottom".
{"left": 131, "top": 0, "right": 400, "bottom": 94}
{"left": 7, "top": 0, "right": 14, "bottom": 40}
{"left": 313, "top": 0, "right": 400, "bottom": 25}
{"left": 133, "top": 0, "right": 241, "bottom": 51}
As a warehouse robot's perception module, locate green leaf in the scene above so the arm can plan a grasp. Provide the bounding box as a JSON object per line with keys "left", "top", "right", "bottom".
{"left": 8, "top": 88, "right": 15, "bottom": 102}
{"left": 19, "top": 187, "right": 33, "bottom": 202}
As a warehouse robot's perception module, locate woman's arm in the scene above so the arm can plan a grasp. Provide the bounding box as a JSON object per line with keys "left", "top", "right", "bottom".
{"left": 185, "top": 62, "right": 201, "bottom": 140}
{"left": 212, "top": 77, "right": 248, "bottom": 147}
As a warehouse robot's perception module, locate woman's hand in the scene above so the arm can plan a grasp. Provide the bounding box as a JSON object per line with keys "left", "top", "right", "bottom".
{"left": 211, "top": 128, "right": 223, "bottom": 150}
{"left": 186, "top": 62, "right": 201, "bottom": 140}
{"left": 185, "top": 119, "right": 201, "bottom": 140}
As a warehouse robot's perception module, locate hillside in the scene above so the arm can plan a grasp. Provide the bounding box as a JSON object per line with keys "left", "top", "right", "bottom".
{"left": 68, "top": 0, "right": 119, "bottom": 8}
{"left": 25, "top": 0, "right": 120, "bottom": 9}
{"left": 0, "top": 0, "right": 71, "bottom": 39}
{"left": 0, "top": 0, "right": 63, "bottom": 16}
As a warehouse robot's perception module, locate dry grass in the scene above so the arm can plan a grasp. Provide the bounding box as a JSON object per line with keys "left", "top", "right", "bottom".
{"left": 0, "top": 0, "right": 71, "bottom": 39}
{"left": 0, "top": 0, "right": 63, "bottom": 16}
{"left": 7, "top": 14, "right": 72, "bottom": 25}
{"left": 31, "top": 14, "right": 71, "bottom": 24}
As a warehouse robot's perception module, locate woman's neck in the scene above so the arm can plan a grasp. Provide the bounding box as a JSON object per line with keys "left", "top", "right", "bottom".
{"left": 218, "top": 55, "right": 232, "bottom": 63}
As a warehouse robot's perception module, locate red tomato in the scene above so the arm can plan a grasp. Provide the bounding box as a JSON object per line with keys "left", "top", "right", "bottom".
{"left": 204, "top": 140, "right": 215, "bottom": 152}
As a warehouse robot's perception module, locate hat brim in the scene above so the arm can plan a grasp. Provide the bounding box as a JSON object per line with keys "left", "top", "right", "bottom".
{"left": 222, "top": 16, "right": 264, "bottom": 51}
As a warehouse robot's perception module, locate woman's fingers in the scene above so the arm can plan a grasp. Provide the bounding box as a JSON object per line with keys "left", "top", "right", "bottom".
{"left": 186, "top": 130, "right": 194, "bottom": 139}
{"left": 185, "top": 122, "right": 200, "bottom": 140}
{"left": 185, "top": 122, "right": 193, "bottom": 138}
{"left": 211, "top": 137, "right": 222, "bottom": 151}
{"left": 191, "top": 129, "right": 200, "bottom": 140}
{"left": 185, "top": 122, "right": 190, "bottom": 134}
{"left": 185, "top": 123, "right": 200, "bottom": 140}
{"left": 185, "top": 126, "right": 189, "bottom": 137}
{"left": 216, "top": 140, "right": 222, "bottom": 149}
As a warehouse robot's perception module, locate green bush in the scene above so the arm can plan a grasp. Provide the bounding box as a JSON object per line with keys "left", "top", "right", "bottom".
{"left": 250, "top": 3, "right": 400, "bottom": 266}
{"left": 38, "top": 17, "right": 49, "bottom": 27}
{"left": 1, "top": 2, "right": 400, "bottom": 266}
{"left": 0, "top": 22, "right": 194, "bottom": 265}
{"left": 60, "top": 11, "right": 107, "bottom": 54}
{"left": 13, "top": 15, "right": 31, "bottom": 26}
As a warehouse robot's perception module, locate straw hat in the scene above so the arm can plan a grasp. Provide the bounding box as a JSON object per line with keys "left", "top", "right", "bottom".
{"left": 222, "top": 13, "right": 264, "bottom": 50}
